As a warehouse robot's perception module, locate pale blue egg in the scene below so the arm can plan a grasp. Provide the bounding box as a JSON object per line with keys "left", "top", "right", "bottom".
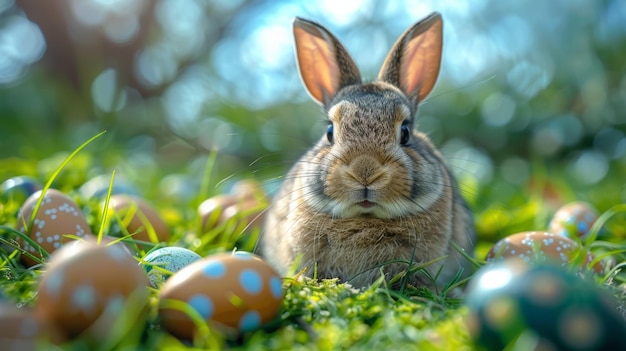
{"left": 143, "top": 247, "right": 202, "bottom": 287}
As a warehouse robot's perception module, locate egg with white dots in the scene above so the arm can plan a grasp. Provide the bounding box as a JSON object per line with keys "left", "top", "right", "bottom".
{"left": 142, "top": 247, "right": 202, "bottom": 287}
{"left": 36, "top": 239, "right": 149, "bottom": 340}
{"left": 486, "top": 231, "right": 603, "bottom": 273}
{"left": 158, "top": 251, "right": 283, "bottom": 339}
{"left": 549, "top": 201, "right": 599, "bottom": 239}
{"left": 17, "top": 189, "right": 92, "bottom": 267}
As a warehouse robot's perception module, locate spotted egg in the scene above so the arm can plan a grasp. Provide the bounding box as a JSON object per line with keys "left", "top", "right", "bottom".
{"left": 142, "top": 247, "right": 202, "bottom": 287}
{"left": 107, "top": 195, "right": 170, "bottom": 244}
{"left": 36, "top": 239, "right": 149, "bottom": 340}
{"left": 158, "top": 251, "right": 283, "bottom": 339}
{"left": 0, "top": 303, "right": 65, "bottom": 350}
{"left": 17, "top": 189, "right": 92, "bottom": 267}
{"left": 549, "top": 201, "right": 599, "bottom": 239}
{"left": 466, "top": 261, "right": 626, "bottom": 350}
{"left": 486, "top": 231, "right": 603, "bottom": 273}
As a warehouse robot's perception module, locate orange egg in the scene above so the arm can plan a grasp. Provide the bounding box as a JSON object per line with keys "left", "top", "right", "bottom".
{"left": 17, "top": 189, "right": 92, "bottom": 267}
{"left": 159, "top": 252, "right": 283, "bottom": 339}
{"left": 198, "top": 194, "right": 239, "bottom": 231}
{"left": 199, "top": 191, "right": 267, "bottom": 235}
{"left": 36, "top": 239, "right": 149, "bottom": 340}
{"left": 108, "top": 195, "right": 170, "bottom": 244}
{"left": 486, "top": 231, "right": 603, "bottom": 273}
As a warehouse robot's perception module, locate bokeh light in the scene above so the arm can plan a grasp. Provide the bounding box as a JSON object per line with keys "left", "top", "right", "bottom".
{"left": 0, "top": 0, "right": 624, "bottom": 198}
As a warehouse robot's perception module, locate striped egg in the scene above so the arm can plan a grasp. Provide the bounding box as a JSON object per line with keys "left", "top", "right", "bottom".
{"left": 17, "top": 189, "right": 92, "bottom": 267}
{"left": 486, "top": 231, "right": 603, "bottom": 273}
{"left": 549, "top": 202, "right": 599, "bottom": 239}
{"left": 36, "top": 239, "right": 149, "bottom": 340}
{"left": 143, "top": 247, "right": 202, "bottom": 287}
{"left": 159, "top": 251, "right": 283, "bottom": 339}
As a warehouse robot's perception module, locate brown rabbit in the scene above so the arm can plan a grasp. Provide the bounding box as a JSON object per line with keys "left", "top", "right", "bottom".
{"left": 259, "top": 12, "right": 476, "bottom": 289}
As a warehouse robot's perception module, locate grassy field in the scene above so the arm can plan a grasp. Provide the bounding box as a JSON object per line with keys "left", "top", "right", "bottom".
{"left": 1, "top": 133, "right": 625, "bottom": 350}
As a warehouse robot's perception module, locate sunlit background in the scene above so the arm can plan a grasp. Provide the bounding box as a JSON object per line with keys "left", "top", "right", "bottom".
{"left": 0, "top": 0, "right": 625, "bottom": 207}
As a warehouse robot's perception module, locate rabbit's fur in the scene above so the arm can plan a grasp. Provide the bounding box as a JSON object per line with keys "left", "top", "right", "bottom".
{"left": 259, "top": 13, "right": 475, "bottom": 288}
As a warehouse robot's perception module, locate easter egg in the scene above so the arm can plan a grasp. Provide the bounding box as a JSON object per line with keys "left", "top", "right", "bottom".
{"left": 108, "top": 195, "right": 170, "bottom": 244}
{"left": 198, "top": 184, "right": 267, "bottom": 234}
{"left": 79, "top": 175, "right": 139, "bottom": 200}
{"left": 36, "top": 239, "right": 149, "bottom": 340}
{"left": 486, "top": 231, "right": 602, "bottom": 273}
{"left": 17, "top": 189, "right": 92, "bottom": 267}
{"left": 466, "top": 261, "right": 626, "bottom": 351}
{"left": 159, "top": 251, "right": 283, "bottom": 339}
{"left": 549, "top": 201, "right": 599, "bottom": 239}
{"left": 0, "top": 176, "right": 42, "bottom": 203}
{"left": 0, "top": 303, "right": 65, "bottom": 350}
{"left": 143, "top": 247, "right": 202, "bottom": 287}
{"left": 198, "top": 194, "right": 239, "bottom": 231}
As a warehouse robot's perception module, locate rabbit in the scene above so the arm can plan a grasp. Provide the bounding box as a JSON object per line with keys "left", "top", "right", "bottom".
{"left": 259, "top": 12, "right": 476, "bottom": 289}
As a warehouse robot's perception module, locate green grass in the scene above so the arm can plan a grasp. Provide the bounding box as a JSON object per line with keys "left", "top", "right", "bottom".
{"left": 1, "top": 133, "right": 625, "bottom": 350}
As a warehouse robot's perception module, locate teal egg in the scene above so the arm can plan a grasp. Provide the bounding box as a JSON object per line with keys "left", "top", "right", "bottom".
{"left": 466, "top": 260, "right": 626, "bottom": 350}
{"left": 143, "top": 247, "right": 202, "bottom": 287}
{"left": 0, "top": 176, "right": 42, "bottom": 203}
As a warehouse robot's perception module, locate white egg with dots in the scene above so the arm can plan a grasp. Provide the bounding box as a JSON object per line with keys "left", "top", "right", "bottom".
{"left": 17, "top": 189, "right": 92, "bottom": 267}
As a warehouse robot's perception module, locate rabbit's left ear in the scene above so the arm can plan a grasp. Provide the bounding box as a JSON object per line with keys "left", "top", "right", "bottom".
{"left": 293, "top": 17, "right": 362, "bottom": 106}
{"left": 378, "top": 12, "right": 443, "bottom": 107}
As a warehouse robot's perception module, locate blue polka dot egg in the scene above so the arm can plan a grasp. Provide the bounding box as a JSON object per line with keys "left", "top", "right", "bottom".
{"left": 158, "top": 251, "right": 283, "bottom": 339}
{"left": 549, "top": 201, "right": 599, "bottom": 239}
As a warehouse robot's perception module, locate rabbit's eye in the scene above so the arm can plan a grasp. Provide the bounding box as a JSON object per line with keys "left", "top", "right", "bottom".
{"left": 400, "top": 124, "right": 410, "bottom": 145}
{"left": 326, "top": 124, "right": 334, "bottom": 143}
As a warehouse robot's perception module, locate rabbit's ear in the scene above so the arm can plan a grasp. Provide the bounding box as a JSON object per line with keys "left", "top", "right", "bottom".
{"left": 293, "top": 17, "right": 362, "bottom": 106}
{"left": 378, "top": 12, "right": 442, "bottom": 107}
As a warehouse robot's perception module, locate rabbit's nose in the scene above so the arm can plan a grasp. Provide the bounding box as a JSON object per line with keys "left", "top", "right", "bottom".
{"left": 344, "top": 155, "right": 390, "bottom": 187}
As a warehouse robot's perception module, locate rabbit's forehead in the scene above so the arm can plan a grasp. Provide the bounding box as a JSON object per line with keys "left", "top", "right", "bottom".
{"left": 328, "top": 94, "right": 411, "bottom": 126}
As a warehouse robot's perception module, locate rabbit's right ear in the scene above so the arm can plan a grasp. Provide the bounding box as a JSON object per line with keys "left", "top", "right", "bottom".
{"left": 293, "top": 17, "right": 362, "bottom": 106}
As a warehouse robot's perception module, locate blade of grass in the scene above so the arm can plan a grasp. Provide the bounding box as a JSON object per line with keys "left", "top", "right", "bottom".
{"left": 195, "top": 149, "right": 219, "bottom": 236}
{"left": 97, "top": 170, "right": 116, "bottom": 244}
{"left": 25, "top": 130, "right": 107, "bottom": 234}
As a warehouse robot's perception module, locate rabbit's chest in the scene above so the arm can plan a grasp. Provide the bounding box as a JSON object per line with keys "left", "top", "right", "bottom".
{"left": 298, "top": 218, "right": 447, "bottom": 262}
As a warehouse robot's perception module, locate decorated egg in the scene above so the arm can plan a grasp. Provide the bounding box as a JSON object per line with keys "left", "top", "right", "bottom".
{"left": 0, "top": 303, "right": 65, "bottom": 349}
{"left": 142, "top": 247, "right": 202, "bottom": 287}
{"left": 107, "top": 195, "right": 170, "bottom": 244}
{"left": 198, "top": 194, "right": 239, "bottom": 231}
{"left": 36, "top": 239, "right": 149, "bottom": 340}
{"left": 549, "top": 201, "right": 599, "bottom": 239}
{"left": 486, "top": 231, "right": 602, "bottom": 273}
{"left": 466, "top": 261, "right": 626, "bottom": 351}
{"left": 159, "top": 251, "right": 283, "bottom": 339}
{"left": 0, "top": 176, "right": 42, "bottom": 203}
{"left": 198, "top": 181, "right": 267, "bottom": 234}
{"left": 79, "top": 175, "right": 139, "bottom": 200}
{"left": 17, "top": 189, "right": 92, "bottom": 267}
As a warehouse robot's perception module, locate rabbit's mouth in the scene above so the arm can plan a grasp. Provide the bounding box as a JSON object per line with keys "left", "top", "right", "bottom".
{"left": 357, "top": 200, "right": 375, "bottom": 209}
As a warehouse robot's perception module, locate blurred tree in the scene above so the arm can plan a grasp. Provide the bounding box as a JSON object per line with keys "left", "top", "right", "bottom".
{"left": 0, "top": 0, "right": 624, "bottom": 206}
